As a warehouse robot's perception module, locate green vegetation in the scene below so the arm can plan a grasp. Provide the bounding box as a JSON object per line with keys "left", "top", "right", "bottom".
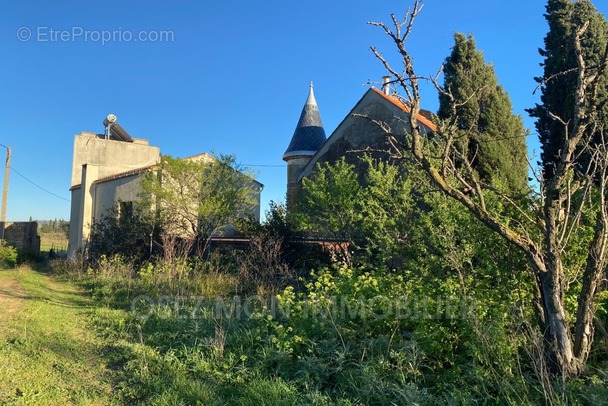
{"left": 3, "top": 1, "right": 608, "bottom": 404}
{"left": 6, "top": 249, "right": 599, "bottom": 405}
{"left": 0, "top": 240, "right": 18, "bottom": 268}
{"left": 295, "top": 156, "right": 416, "bottom": 265}
{"left": 438, "top": 33, "right": 529, "bottom": 194}
{"left": 88, "top": 206, "right": 156, "bottom": 261}
{"left": 37, "top": 219, "right": 69, "bottom": 253}
{"left": 0, "top": 265, "right": 117, "bottom": 405}
{"left": 528, "top": 0, "right": 608, "bottom": 179}
{"left": 140, "top": 153, "right": 259, "bottom": 255}
{"left": 1, "top": 164, "right": 607, "bottom": 405}
{"left": 369, "top": 0, "right": 608, "bottom": 376}
{"left": 4, "top": 153, "right": 603, "bottom": 404}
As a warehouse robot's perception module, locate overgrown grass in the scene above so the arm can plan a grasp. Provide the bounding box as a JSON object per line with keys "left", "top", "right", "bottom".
{"left": 52, "top": 256, "right": 318, "bottom": 405}
{"left": 0, "top": 264, "right": 117, "bottom": 405}
{"left": 3, "top": 257, "right": 607, "bottom": 405}
{"left": 70, "top": 255, "right": 608, "bottom": 406}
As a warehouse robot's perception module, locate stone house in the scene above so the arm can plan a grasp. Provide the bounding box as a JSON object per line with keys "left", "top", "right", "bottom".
{"left": 283, "top": 80, "right": 437, "bottom": 208}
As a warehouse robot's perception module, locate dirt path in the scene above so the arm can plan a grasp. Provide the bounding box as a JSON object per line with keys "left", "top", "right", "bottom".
{"left": 0, "top": 271, "right": 28, "bottom": 326}
{"left": 0, "top": 267, "right": 118, "bottom": 405}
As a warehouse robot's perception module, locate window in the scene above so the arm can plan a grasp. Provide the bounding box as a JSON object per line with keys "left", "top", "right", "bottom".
{"left": 119, "top": 201, "right": 134, "bottom": 223}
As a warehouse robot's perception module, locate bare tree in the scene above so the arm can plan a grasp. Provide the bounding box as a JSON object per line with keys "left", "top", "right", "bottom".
{"left": 368, "top": 1, "right": 608, "bottom": 375}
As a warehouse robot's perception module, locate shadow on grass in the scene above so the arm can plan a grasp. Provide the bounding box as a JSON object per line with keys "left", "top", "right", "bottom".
{"left": 0, "top": 288, "right": 29, "bottom": 299}
{"left": 17, "top": 261, "right": 97, "bottom": 309}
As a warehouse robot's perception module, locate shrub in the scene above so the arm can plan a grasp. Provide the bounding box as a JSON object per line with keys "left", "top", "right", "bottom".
{"left": 88, "top": 204, "right": 158, "bottom": 263}
{"left": 237, "top": 229, "right": 293, "bottom": 293}
{"left": 237, "top": 201, "right": 330, "bottom": 293}
{"left": 17, "top": 249, "right": 43, "bottom": 264}
{"left": 0, "top": 240, "right": 17, "bottom": 268}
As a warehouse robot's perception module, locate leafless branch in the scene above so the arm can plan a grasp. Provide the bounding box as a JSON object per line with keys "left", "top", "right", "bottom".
{"left": 533, "top": 68, "right": 579, "bottom": 95}
{"left": 370, "top": 4, "right": 608, "bottom": 374}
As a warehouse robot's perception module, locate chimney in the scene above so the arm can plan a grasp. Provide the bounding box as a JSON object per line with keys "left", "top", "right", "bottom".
{"left": 382, "top": 75, "right": 391, "bottom": 95}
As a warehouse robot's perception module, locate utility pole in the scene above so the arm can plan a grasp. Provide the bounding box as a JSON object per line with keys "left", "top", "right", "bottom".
{"left": 0, "top": 145, "right": 10, "bottom": 241}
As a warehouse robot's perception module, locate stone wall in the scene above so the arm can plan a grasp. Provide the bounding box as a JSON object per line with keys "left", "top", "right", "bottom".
{"left": 1, "top": 221, "right": 41, "bottom": 254}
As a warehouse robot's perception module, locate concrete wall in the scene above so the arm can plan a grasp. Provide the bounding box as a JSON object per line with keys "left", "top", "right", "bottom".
{"left": 93, "top": 174, "right": 143, "bottom": 220}
{"left": 68, "top": 132, "right": 161, "bottom": 257}
{"left": 1, "top": 221, "right": 40, "bottom": 254}
{"left": 78, "top": 164, "right": 98, "bottom": 255}
{"left": 70, "top": 132, "right": 160, "bottom": 187}
{"left": 68, "top": 174, "right": 146, "bottom": 257}
{"left": 68, "top": 187, "right": 81, "bottom": 257}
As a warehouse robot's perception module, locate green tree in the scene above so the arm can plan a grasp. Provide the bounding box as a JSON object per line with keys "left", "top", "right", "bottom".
{"left": 370, "top": 0, "right": 608, "bottom": 375}
{"left": 439, "top": 33, "right": 529, "bottom": 195}
{"left": 358, "top": 157, "right": 416, "bottom": 264}
{"left": 528, "top": 0, "right": 608, "bottom": 179}
{"left": 0, "top": 240, "right": 18, "bottom": 268}
{"left": 280, "top": 156, "right": 534, "bottom": 401}
{"left": 295, "top": 157, "right": 416, "bottom": 265}
{"left": 295, "top": 158, "right": 363, "bottom": 243}
{"left": 141, "top": 154, "right": 259, "bottom": 255}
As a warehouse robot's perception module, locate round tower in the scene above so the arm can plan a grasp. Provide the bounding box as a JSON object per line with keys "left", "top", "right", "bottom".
{"left": 283, "top": 83, "right": 327, "bottom": 210}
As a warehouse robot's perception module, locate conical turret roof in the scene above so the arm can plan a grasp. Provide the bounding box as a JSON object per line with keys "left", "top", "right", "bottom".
{"left": 283, "top": 83, "right": 327, "bottom": 161}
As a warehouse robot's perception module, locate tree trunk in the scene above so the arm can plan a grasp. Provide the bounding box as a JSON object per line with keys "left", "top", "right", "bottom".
{"left": 574, "top": 201, "right": 608, "bottom": 370}
{"left": 538, "top": 266, "right": 578, "bottom": 374}
{"left": 540, "top": 189, "right": 585, "bottom": 375}
{"left": 368, "top": 4, "right": 608, "bottom": 377}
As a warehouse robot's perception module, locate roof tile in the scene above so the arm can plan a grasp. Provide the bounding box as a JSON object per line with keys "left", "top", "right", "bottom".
{"left": 283, "top": 83, "right": 327, "bottom": 160}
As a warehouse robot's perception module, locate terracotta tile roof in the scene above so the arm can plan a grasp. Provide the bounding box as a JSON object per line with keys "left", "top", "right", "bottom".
{"left": 70, "top": 164, "right": 157, "bottom": 190}
{"left": 71, "top": 157, "right": 263, "bottom": 189}
{"left": 371, "top": 87, "right": 437, "bottom": 132}
{"left": 94, "top": 164, "right": 158, "bottom": 184}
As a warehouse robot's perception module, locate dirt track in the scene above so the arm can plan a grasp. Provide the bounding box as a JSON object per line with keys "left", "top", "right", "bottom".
{"left": 0, "top": 273, "right": 28, "bottom": 325}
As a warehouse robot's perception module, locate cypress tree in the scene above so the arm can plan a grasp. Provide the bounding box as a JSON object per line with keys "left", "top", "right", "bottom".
{"left": 528, "top": 0, "right": 608, "bottom": 180}
{"left": 438, "top": 33, "right": 529, "bottom": 195}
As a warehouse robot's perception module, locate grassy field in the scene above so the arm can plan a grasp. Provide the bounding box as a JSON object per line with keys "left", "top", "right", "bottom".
{"left": 2, "top": 258, "right": 606, "bottom": 405}
{"left": 0, "top": 261, "right": 306, "bottom": 405}
{"left": 0, "top": 265, "right": 117, "bottom": 405}
{"left": 38, "top": 231, "right": 68, "bottom": 253}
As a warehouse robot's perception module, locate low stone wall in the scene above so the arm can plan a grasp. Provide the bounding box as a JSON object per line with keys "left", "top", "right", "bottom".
{"left": 0, "top": 221, "right": 41, "bottom": 254}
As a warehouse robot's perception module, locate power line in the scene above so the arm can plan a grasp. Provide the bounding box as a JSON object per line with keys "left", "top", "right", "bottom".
{"left": 10, "top": 167, "right": 71, "bottom": 202}
{"left": 7, "top": 163, "right": 280, "bottom": 204}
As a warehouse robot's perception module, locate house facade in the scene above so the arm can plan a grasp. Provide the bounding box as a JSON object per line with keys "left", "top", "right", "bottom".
{"left": 68, "top": 122, "right": 261, "bottom": 257}
{"left": 283, "top": 80, "right": 437, "bottom": 208}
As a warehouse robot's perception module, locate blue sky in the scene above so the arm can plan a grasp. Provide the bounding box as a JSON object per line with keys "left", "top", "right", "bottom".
{"left": 1, "top": 0, "right": 607, "bottom": 221}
